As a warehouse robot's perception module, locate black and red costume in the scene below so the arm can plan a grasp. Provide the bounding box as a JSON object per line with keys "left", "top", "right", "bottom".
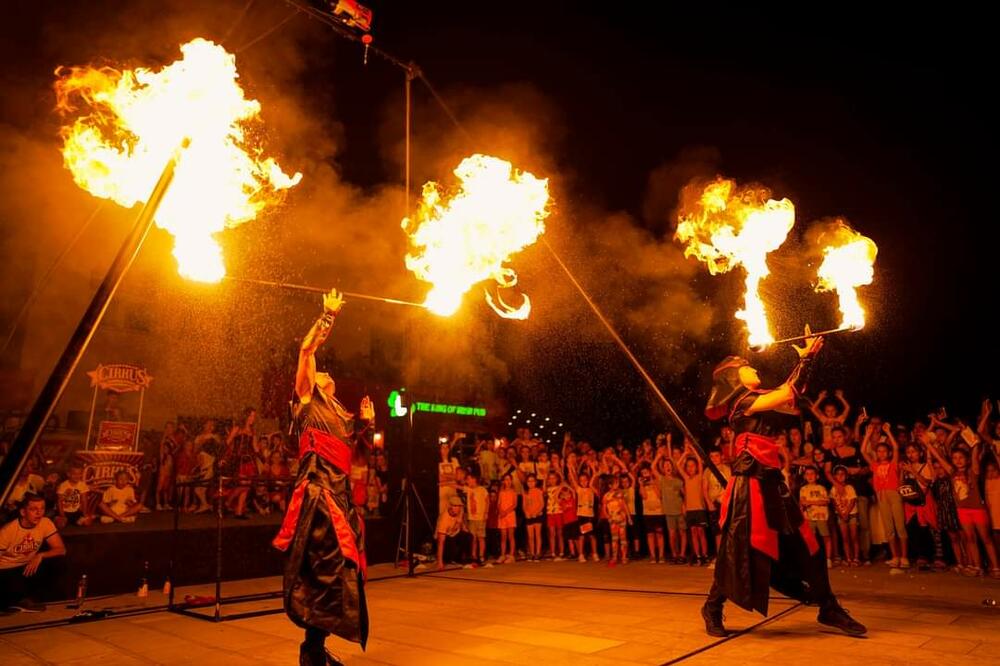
{"left": 702, "top": 355, "right": 865, "bottom": 636}
{"left": 273, "top": 383, "right": 371, "bottom": 651}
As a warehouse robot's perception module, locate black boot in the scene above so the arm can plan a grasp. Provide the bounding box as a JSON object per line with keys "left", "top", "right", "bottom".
{"left": 300, "top": 627, "right": 343, "bottom": 665}
{"left": 701, "top": 601, "right": 728, "bottom": 637}
{"left": 298, "top": 644, "right": 344, "bottom": 666}
{"left": 817, "top": 599, "right": 867, "bottom": 636}
{"left": 299, "top": 642, "right": 325, "bottom": 666}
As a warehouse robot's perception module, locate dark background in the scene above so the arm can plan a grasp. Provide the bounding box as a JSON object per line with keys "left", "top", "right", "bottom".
{"left": 2, "top": 2, "right": 994, "bottom": 445}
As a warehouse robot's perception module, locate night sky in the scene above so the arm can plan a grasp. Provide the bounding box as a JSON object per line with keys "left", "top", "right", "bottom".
{"left": 2, "top": 2, "right": 994, "bottom": 444}
{"left": 364, "top": 3, "right": 997, "bottom": 433}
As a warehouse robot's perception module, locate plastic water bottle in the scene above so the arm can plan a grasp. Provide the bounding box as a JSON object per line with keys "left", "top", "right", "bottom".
{"left": 138, "top": 561, "right": 149, "bottom": 600}
{"left": 162, "top": 575, "right": 172, "bottom": 596}
{"left": 75, "top": 574, "right": 88, "bottom": 607}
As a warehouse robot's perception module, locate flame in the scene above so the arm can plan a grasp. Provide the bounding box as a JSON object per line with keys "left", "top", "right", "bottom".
{"left": 675, "top": 178, "right": 795, "bottom": 347}
{"left": 402, "top": 154, "right": 549, "bottom": 317}
{"left": 485, "top": 289, "right": 531, "bottom": 320}
{"left": 55, "top": 38, "right": 301, "bottom": 282}
{"left": 815, "top": 220, "right": 877, "bottom": 330}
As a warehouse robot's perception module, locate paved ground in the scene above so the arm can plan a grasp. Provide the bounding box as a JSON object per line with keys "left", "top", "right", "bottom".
{"left": 1, "top": 560, "right": 998, "bottom": 664}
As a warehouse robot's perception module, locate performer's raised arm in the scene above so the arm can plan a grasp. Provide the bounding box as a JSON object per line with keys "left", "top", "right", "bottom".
{"left": 296, "top": 289, "right": 344, "bottom": 402}
{"left": 745, "top": 325, "right": 823, "bottom": 415}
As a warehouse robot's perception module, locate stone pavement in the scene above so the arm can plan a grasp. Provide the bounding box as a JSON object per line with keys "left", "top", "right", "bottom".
{"left": 1, "top": 561, "right": 998, "bottom": 664}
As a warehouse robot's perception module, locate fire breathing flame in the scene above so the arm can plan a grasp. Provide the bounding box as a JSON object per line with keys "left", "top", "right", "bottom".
{"left": 55, "top": 38, "right": 301, "bottom": 282}
{"left": 675, "top": 178, "right": 795, "bottom": 347}
{"left": 402, "top": 154, "right": 549, "bottom": 317}
{"left": 815, "top": 220, "right": 877, "bottom": 330}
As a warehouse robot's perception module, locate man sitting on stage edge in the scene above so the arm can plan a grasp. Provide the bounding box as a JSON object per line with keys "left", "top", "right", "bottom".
{"left": 0, "top": 493, "right": 67, "bottom": 613}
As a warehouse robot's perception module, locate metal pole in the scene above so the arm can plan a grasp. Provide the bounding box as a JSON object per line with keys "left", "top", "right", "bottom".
{"left": 0, "top": 141, "right": 188, "bottom": 506}
{"left": 405, "top": 66, "right": 413, "bottom": 219}
{"left": 215, "top": 474, "right": 224, "bottom": 622}
{"left": 134, "top": 387, "right": 146, "bottom": 451}
{"left": 84, "top": 385, "right": 98, "bottom": 450}
{"left": 541, "top": 238, "right": 728, "bottom": 486}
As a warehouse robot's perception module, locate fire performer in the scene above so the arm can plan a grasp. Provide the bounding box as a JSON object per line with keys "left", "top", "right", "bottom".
{"left": 273, "top": 289, "right": 373, "bottom": 665}
{"left": 700, "top": 326, "right": 866, "bottom": 637}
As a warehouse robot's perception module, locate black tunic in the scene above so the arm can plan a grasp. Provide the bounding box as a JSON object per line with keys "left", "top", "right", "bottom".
{"left": 273, "top": 386, "right": 369, "bottom": 647}
{"left": 709, "top": 390, "right": 831, "bottom": 615}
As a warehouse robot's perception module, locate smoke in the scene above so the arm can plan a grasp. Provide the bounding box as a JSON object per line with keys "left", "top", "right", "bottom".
{"left": 1, "top": 1, "right": 722, "bottom": 436}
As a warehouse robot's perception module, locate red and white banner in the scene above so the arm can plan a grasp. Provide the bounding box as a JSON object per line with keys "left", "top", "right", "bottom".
{"left": 96, "top": 421, "right": 138, "bottom": 450}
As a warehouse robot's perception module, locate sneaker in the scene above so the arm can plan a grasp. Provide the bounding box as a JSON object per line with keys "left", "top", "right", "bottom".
{"left": 578, "top": 554, "right": 586, "bottom": 562}
{"left": 483, "top": 562, "right": 495, "bottom": 568}
{"left": 649, "top": 558, "right": 659, "bottom": 565}
{"left": 701, "top": 602, "right": 728, "bottom": 637}
{"left": 462, "top": 563, "right": 477, "bottom": 569}
{"left": 827, "top": 559, "right": 833, "bottom": 569}
{"left": 817, "top": 601, "right": 867, "bottom": 636}
{"left": 592, "top": 554, "right": 601, "bottom": 563}
{"left": 886, "top": 558, "right": 900, "bottom": 567}
{"left": 10, "top": 598, "right": 45, "bottom": 613}
{"left": 707, "top": 561, "right": 716, "bottom": 570}
{"left": 899, "top": 558, "right": 911, "bottom": 569}
{"left": 553, "top": 556, "right": 565, "bottom": 562}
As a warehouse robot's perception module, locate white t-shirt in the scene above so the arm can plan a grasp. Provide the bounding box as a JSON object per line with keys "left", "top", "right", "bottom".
{"left": 800, "top": 483, "right": 830, "bottom": 522}
{"left": 438, "top": 460, "right": 459, "bottom": 486}
{"left": 103, "top": 485, "right": 136, "bottom": 515}
{"left": 467, "top": 486, "right": 489, "bottom": 521}
{"left": 831, "top": 484, "right": 858, "bottom": 516}
{"left": 58, "top": 480, "right": 91, "bottom": 514}
{"left": 0, "top": 517, "right": 57, "bottom": 569}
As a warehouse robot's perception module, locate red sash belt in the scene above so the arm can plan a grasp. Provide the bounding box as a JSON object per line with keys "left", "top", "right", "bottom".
{"left": 719, "top": 432, "right": 819, "bottom": 560}
{"left": 299, "top": 427, "right": 352, "bottom": 474}
{"left": 272, "top": 428, "right": 366, "bottom": 578}
{"left": 735, "top": 432, "right": 781, "bottom": 469}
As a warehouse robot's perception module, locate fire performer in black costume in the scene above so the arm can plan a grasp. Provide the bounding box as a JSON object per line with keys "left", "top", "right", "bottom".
{"left": 273, "top": 289, "right": 373, "bottom": 666}
{"left": 701, "top": 326, "right": 866, "bottom": 638}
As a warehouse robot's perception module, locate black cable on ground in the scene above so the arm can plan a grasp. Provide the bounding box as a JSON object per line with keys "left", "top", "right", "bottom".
{"left": 424, "top": 570, "right": 801, "bottom": 603}
{"left": 658, "top": 602, "right": 804, "bottom": 665}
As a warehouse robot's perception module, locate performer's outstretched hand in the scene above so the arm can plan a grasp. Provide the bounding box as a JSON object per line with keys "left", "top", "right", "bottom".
{"left": 792, "top": 324, "right": 823, "bottom": 358}
{"left": 359, "top": 395, "right": 375, "bottom": 422}
{"left": 323, "top": 288, "right": 345, "bottom": 314}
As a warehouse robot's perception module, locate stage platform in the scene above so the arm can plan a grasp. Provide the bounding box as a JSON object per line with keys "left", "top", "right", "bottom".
{"left": 37, "top": 510, "right": 398, "bottom": 601}
{"left": 2, "top": 560, "right": 998, "bottom": 664}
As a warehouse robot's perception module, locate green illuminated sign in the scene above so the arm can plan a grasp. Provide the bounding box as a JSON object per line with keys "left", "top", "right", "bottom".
{"left": 388, "top": 390, "right": 408, "bottom": 418}
{"left": 388, "top": 388, "right": 486, "bottom": 418}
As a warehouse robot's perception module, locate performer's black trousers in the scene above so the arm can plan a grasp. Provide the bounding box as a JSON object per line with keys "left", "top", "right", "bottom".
{"left": 705, "top": 531, "right": 835, "bottom": 612}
